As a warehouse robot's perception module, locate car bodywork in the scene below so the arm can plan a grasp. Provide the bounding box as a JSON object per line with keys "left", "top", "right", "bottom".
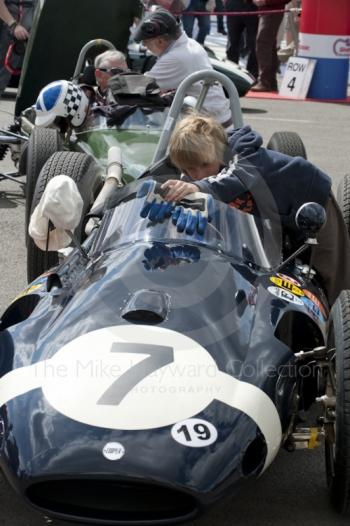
{"left": 1, "top": 47, "right": 336, "bottom": 522}
{"left": 0, "top": 194, "right": 330, "bottom": 524}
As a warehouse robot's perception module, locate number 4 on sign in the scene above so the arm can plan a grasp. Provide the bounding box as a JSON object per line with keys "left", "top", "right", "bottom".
{"left": 279, "top": 57, "right": 316, "bottom": 99}
{"left": 287, "top": 76, "right": 296, "bottom": 91}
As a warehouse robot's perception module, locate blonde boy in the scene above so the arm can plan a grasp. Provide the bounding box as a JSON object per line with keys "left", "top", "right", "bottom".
{"left": 162, "top": 113, "right": 228, "bottom": 201}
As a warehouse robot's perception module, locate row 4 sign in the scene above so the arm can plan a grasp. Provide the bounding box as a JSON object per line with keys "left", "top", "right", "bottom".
{"left": 279, "top": 57, "right": 317, "bottom": 99}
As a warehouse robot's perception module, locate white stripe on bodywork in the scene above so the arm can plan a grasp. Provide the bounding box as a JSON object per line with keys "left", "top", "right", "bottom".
{"left": 216, "top": 371, "right": 281, "bottom": 471}
{"left": 0, "top": 361, "right": 46, "bottom": 405}
{"left": 0, "top": 326, "right": 282, "bottom": 472}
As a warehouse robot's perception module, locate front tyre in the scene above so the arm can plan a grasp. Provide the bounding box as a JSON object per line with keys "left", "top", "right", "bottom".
{"left": 25, "top": 127, "right": 63, "bottom": 243}
{"left": 27, "top": 151, "right": 102, "bottom": 283}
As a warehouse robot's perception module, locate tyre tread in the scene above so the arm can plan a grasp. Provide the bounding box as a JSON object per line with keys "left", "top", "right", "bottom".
{"left": 336, "top": 174, "right": 350, "bottom": 236}
{"left": 27, "top": 151, "right": 100, "bottom": 283}
{"left": 266, "top": 131, "right": 307, "bottom": 159}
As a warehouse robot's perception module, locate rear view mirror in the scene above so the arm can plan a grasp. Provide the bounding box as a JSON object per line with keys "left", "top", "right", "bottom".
{"left": 295, "top": 202, "right": 326, "bottom": 238}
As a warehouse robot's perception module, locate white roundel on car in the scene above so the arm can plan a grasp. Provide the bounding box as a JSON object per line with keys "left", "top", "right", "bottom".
{"left": 102, "top": 442, "right": 125, "bottom": 461}
{"left": 41, "top": 325, "right": 219, "bottom": 430}
{"left": 171, "top": 418, "right": 218, "bottom": 447}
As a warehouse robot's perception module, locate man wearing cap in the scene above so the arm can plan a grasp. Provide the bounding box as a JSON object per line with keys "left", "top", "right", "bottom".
{"left": 133, "top": 7, "right": 233, "bottom": 130}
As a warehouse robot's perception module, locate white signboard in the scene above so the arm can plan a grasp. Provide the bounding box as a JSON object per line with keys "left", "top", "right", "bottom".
{"left": 299, "top": 33, "right": 350, "bottom": 59}
{"left": 279, "top": 57, "right": 316, "bottom": 99}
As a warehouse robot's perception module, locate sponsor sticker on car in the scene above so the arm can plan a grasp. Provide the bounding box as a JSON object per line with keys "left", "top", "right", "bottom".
{"left": 276, "top": 273, "right": 301, "bottom": 287}
{"left": 102, "top": 442, "right": 125, "bottom": 461}
{"left": 304, "top": 290, "right": 328, "bottom": 319}
{"left": 270, "top": 276, "right": 304, "bottom": 297}
{"left": 302, "top": 297, "right": 325, "bottom": 323}
{"left": 11, "top": 275, "right": 49, "bottom": 303}
{"left": 268, "top": 286, "right": 304, "bottom": 306}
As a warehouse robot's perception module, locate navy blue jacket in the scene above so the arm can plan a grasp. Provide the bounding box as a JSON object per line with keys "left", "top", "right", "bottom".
{"left": 195, "top": 126, "right": 332, "bottom": 231}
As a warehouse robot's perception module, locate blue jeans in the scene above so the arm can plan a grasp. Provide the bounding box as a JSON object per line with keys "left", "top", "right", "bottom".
{"left": 182, "top": 0, "right": 211, "bottom": 45}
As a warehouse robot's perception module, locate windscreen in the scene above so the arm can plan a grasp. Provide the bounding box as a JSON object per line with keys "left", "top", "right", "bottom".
{"left": 93, "top": 197, "right": 282, "bottom": 270}
{"left": 73, "top": 108, "right": 168, "bottom": 181}
{"left": 78, "top": 106, "right": 168, "bottom": 132}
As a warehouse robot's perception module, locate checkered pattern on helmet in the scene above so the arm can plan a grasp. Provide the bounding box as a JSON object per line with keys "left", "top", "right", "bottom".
{"left": 63, "top": 84, "right": 82, "bottom": 120}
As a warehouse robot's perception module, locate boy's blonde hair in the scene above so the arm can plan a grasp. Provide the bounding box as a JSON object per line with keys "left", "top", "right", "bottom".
{"left": 169, "top": 112, "right": 227, "bottom": 171}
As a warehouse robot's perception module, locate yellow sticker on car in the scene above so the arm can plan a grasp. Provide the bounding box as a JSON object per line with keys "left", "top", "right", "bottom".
{"left": 270, "top": 276, "right": 304, "bottom": 296}
{"left": 12, "top": 284, "right": 42, "bottom": 303}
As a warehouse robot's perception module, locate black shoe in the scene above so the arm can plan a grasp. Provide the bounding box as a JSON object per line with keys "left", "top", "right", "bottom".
{"left": 250, "top": 82, "right": 275, "bottom": 92}
{"left": 218, "top": 29, "right": 227, "bottom": 35}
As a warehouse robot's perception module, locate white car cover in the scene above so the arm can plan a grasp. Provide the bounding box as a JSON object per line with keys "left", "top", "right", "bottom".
{"left": 28, "top": 175, "right": 84, "bottom": 251}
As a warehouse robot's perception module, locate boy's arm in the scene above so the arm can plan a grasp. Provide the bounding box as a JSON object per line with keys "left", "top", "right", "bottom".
{"left": 191, "top": 125, "right": 265, "bottom": 202}
{"left": 194, "top": 166, "right": 249, "bottom": 203}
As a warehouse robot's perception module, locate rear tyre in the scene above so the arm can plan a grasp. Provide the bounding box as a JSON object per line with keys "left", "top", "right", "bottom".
{"left": 27, "top": 151, "right": 101, "bottom": 283}
{"left": 325, "top": 290, "right": 350, "bottom": 514}
{"left": 25, "top": 127, "right": 63, "bottom": 243}
{"left": 267, "top": 131, "right": 307, "bottom": 159}
{"left": 336, "top": 174, "right": 350, "bottom": 235}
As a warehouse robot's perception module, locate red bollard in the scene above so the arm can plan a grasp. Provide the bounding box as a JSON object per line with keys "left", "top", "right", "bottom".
{"left": 298, "top": 0, "right": 350, "bottom": 100}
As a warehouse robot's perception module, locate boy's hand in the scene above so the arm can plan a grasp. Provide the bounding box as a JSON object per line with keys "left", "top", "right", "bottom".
{"left": 161, "top": 180, "right": 199, "bottom": 202}
{"left": 172, "top": 193, "right": 214, "bottom": 235}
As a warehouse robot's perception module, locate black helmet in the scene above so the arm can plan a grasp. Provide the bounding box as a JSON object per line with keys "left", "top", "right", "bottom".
{"left": 133, "top": 8, "right": 181, "bottom": 42}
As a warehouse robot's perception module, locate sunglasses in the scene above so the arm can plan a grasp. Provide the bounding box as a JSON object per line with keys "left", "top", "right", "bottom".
{"left": 96, "top": 67, "right": 125, "bottom": 75}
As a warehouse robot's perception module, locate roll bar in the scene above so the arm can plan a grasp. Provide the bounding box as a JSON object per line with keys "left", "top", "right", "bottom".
{"left": 151, "top": 69, "right": 244, "bottom": 164}
{"left": 72, "top": 39, "right": 116, "bottom": 83}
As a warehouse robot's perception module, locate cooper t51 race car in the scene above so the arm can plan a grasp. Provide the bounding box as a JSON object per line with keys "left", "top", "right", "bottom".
{"left": 1, "top": 68, "right": 350, "bottom": 524}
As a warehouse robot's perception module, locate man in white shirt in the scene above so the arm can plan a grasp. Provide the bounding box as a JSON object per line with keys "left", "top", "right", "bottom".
{"left": 133, "top": 7, "right": 233, "bottom": 129}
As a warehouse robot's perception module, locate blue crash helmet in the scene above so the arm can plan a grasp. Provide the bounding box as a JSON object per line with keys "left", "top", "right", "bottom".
{"left": 35, "top": 80, "right": 90, "bottom": 127}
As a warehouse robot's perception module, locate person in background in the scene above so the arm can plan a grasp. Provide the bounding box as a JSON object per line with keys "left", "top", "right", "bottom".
{"left": 0, "top": 0, "right": 37, "bottom": 97}
{"left": 182, "top": 0, "right": 215, "bottom": 46}
{"left": 225, "top": 0, "right": 258, "bottom": 79}
{"left": 251, "top": 0, "right": 289, "bottom": 92}
{"left": 133, "top": 7, "right": 233, "bottom": 130}
{"left": 94, "top": 50, "right": 128, "bottom": 103}
{"left": 147, "top": 0, "right": 190, "bottom": 13}
{"left": 215, "top": 0, "right": 227, "bottom": 35}
{"left": 277, "top": 0, "right": 300, "bottom": 62}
